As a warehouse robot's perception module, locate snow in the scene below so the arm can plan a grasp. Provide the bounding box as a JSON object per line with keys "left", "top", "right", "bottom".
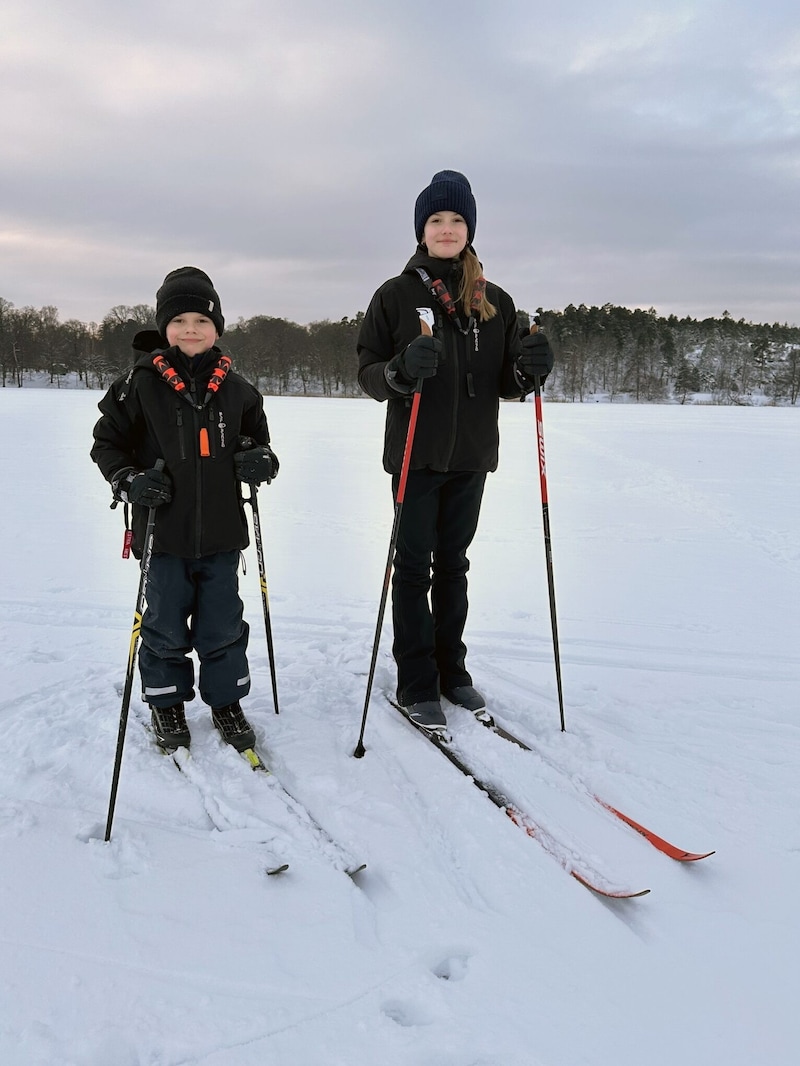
{"left": 1, "top": 389, "right": 798, "bottom": 1066}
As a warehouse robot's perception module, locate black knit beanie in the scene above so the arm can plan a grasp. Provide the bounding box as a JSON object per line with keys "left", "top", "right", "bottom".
{"left": 155, "top": 266, "right": 225, "bottom": 338}
{"left": 414, "top": 170, "right": 477, "bottom": 245}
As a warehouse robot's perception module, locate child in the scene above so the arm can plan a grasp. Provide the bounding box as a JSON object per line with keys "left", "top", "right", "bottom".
{"left": 357, "top": 171, "right": 553, "bottom": 730}
{"left": 91, "top": 266, "right": 279, "bottom": 753}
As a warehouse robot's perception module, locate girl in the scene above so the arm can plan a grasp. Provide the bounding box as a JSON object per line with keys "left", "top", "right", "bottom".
{"left": 357, "top": 170, "right": 553, "bottom": 730}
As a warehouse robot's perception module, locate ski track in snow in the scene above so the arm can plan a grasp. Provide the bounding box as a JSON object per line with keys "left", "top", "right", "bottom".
{"left": 0, "top": 392, "right": 798, "bottom": 1065}
{"left": 550, "top": 416, "right": 800, "bottom": 576}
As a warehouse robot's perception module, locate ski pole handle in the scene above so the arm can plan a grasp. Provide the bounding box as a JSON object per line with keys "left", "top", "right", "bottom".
{"left": 416, "top": 314, "right": 433, "bottom": 375}
{"left": 235, "top": 436, "right": 260, "bottom": 499}
{"left": 418, "top": 316, "right": 433, "bottom": 371}
{"left": 529, "top": 315, "right": 542, "bottom": 399}
{"left": 396, "top": 317, "right": 429, "bottom": 504}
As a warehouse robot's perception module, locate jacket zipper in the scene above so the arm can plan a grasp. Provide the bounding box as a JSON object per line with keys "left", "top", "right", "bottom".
{"left": 443, "top": 324, "right": 461, "bottom": 472}
{"left": 465, "top": 316, "right": 477, "bottom": 398}
{"left": 188, "top": 384, "right": 204, "bottom": 557}
{"left": 176, "top": 404, "right": 187, "bottom": 460}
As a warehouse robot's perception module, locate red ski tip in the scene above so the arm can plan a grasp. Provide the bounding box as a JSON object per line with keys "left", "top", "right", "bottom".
{"left": 597, "top": 800, "right": 715, "bottom": 862}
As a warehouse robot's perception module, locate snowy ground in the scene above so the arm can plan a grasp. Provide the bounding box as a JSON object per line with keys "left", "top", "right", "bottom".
{"left": 0, "top": 389, "right": 798, "bottom": 1066}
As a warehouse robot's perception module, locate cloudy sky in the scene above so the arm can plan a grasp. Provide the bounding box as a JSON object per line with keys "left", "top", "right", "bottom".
{"left": 2, "top": 0, "right": 799, "bottom": 328}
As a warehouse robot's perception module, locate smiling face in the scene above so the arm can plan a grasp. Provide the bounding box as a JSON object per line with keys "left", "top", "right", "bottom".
{"left": 422, "top": 211, "right": 469, "bottom": 259}
{"left": 165, "top": 312, "right": 219, "bottom": 357}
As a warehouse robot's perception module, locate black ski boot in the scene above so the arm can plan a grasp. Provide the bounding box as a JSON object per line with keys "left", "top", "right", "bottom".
{"left": 151, "top": 703, "right": 191, "bottom": 751}
{"left": 212, "top": 702, "right": 256, "bottom": 752}
{"left": 443, "top": 685, "right": 486, "bottom": 712}
{"left": 404, "top": 700, "right": 447, "bottom": 732}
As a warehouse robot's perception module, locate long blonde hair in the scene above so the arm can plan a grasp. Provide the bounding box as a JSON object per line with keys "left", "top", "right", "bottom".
{"left": 458, "top": 247, "right": 497, "bottom": 321}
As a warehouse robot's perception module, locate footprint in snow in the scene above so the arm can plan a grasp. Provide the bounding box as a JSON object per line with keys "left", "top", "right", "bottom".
{"left": 432, "top": 952, "right": 471, "bottom": 982}
{"left": 381, "top": 999, "right": 437, "bottom": 1028}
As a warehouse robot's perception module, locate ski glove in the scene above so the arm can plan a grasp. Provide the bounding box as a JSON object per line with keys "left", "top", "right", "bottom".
{"left": 516, "top": 330, "right": 554, "bottom": 384}
{"left": 388, "top": 334, "right": 443, "bottom": 385}
{"left": 124, "top": 467, "right": 173, "bottom": 507}
{"left": 234, "top": 444, "right": 279, "bottom": 485}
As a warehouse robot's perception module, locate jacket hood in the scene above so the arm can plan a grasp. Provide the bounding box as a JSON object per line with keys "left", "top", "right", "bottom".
{"left": 132, "top": 329, "right": 168, "bottom": 356}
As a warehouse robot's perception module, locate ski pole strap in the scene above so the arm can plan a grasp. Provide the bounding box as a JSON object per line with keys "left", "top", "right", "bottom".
{"left": 416, "top": 267, "right": 464, "bottom": 331}
{"left": 121, "top": 503, "right": 132, "bottom": 558}
{"left": 415, "top": 267, "right": 486, "bottom": 324}
{"left": 203, "top": 354, "right": 232, "bottom": 406}
{"left": 153, "top": 351, "right": 232, "bottom": 410}
{"left": 152, "top": 353, "right": 187, "bottom": 394}
{"left": 471, "top": 276, "right": 487, "bottom": 310}
{"left": 416, "top": 267, "right": 478, "bottom": 398}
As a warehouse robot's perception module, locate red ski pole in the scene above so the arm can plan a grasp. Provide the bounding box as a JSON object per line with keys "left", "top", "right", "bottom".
{"left": 353, "top": 320, "right": 430, "bottom": 757}
{"left": 530, "top": 322, "right": 566, "bottom": 731}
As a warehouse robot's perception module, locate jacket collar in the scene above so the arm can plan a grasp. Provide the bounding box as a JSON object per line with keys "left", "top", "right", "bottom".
{"left": 403, "top": 248, "right": 461, "bottom": 283}
{"left": 132, "top": 331, "right": 223, "bottom": 384}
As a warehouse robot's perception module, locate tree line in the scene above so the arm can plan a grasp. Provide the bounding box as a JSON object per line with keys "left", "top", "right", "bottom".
{"left": 1, "top": 296, "right": 798, "bottom": 404}
{"left": 534, "top": 304, "right": 800, "bottom": 405}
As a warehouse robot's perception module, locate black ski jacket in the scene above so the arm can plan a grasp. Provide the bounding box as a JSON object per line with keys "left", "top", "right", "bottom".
{"left": 357, "top": 250, "right": 525, "bottom": 474}
{"left": 91, "top": 331, "right": 269, "bottom": 558}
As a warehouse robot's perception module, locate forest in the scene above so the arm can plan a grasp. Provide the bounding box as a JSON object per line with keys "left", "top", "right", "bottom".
{"left": 1, "top": 296, "right": 798, "bottom": 404}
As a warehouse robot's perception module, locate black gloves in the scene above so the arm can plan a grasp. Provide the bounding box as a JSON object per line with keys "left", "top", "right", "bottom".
{"left": 516, "top": 329, "right": 554, "bottom": 384}
{"left": 388, "top": 334, "right": 443, "bottom": 385}
{"left": 124, "top": 467, "right": 173, "bottom": 507}
{"left": 234, "top": 444, "right": 279, "bottom": 485}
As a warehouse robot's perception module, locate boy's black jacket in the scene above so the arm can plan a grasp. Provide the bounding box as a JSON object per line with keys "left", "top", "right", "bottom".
{"left": 356, "top": 250, "right": 524, "bottom": 474}
{"left": 91, "top": 331, "right": 269, "bottom": 558}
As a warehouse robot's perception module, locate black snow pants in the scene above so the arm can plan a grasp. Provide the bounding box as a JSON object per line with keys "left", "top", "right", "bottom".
{"left": 139, "top": 550, "right": 251, "bottom": 709}
{"left": 390, "top": 469, "right": 486, "bottom": 706}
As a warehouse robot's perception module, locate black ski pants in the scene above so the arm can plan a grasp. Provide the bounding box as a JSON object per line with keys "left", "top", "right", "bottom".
{"left": 391, "top": 469, "right": 486, "bottom": 706}
{"left": 139, "top": 551, "right": 251, "bottom": 710}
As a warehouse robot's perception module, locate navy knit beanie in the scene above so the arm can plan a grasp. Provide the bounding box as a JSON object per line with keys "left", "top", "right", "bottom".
{"left": 155, "top": 266, "right": 225, "bottom": 338}
{"left": 414, "top": 170, "right": 477, "bottom": 245}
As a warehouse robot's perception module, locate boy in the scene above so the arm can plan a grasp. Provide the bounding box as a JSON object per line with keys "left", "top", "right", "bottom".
{"left": 91, "top": 266, "right": 279, "bottom": 753}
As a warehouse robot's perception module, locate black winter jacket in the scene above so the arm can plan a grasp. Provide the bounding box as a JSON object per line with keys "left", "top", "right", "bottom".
{"left": 357, "top": 251, "right": 525, "bottom": 474}
{"left": 91, "top": 331, "right": 269, "bottom": 558}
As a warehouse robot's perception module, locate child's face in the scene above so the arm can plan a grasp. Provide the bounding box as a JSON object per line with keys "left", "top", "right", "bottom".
{"left": 166, "top": 312, "right": 219, "bottom": 357}
{"left": 423, "top": 211, "right": 468, "bottom": 259}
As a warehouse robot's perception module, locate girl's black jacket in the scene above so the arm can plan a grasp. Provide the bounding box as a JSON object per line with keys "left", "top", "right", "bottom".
{"left": 91, "top": 331, "right": 269, "bottom": 558}
{"left": 357, "top": 250, "right": 525, "bottom": 474}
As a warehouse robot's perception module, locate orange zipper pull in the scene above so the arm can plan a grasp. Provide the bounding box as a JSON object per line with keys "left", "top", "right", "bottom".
{"left": 199, "top": 427, "right": 210, "bottom": 456}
